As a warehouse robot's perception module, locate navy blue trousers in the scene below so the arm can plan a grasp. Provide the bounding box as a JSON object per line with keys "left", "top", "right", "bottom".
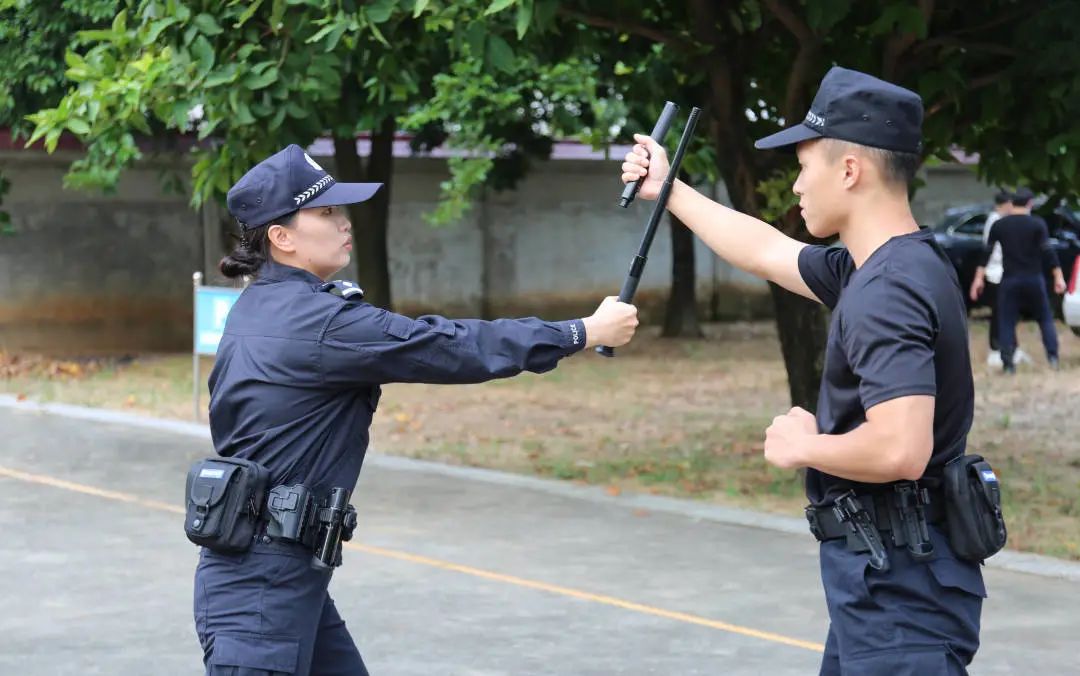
{"left": 818, "top": 525, "right": 984, "bottom": 675}
{"left": 194, "top": 541, "right": 368, "bottom": 675}
{"left": 998, "top": 274, "right": 1058, "bottom": 366}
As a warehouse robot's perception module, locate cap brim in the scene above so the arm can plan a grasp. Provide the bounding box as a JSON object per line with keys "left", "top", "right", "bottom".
{"left": 753, "top": 123, "right": 823, "bottom": 150}
{"left": 303, "top": 182, "right": 383, "bottom": 209}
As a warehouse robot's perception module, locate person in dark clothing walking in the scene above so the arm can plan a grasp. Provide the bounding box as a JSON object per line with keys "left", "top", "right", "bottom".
{"left": 971, "top": 187, "right": 1066, "bottom": 373}
{"left": 970, "top": 191, "right": 1018, "bottom": 367}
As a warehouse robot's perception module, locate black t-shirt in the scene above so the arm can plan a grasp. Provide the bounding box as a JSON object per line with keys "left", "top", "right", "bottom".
{"left": 798, "top": 230, "right": 974, "bottom": 506}
{"left": 983, "top": 214, "right": 1060, "bottom": 278}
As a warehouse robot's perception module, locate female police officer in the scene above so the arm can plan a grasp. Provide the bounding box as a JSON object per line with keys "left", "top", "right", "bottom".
{"left": 194, "top": 144, "right": 638, "bottom": 675}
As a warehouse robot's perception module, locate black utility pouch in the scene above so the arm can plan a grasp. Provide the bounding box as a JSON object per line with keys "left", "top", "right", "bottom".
{"left": 184, "top": 457, "right": 270, "bottom": 553}
{"left": 943, "top": 454, "right": 1007, "bottom": 562}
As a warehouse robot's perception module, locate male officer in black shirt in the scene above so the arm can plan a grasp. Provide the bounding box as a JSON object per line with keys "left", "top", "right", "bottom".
{"left": 622, "top": 67, "right": 984, "bottom": 673}
{"left": 971, "top": 187, "right": 1066, "bottom": 373}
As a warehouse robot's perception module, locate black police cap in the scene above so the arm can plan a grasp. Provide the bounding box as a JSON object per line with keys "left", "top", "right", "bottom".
{"left": 755, "top": 67, "right": 923, "bottom": 155}
{"left": 227, "top": 144, "right": 382, "bottom": 229}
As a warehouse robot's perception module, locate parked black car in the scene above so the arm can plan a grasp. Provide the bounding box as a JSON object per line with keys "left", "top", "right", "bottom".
{"left": 930, "top": 201, "right": 1080, "bottom": 313}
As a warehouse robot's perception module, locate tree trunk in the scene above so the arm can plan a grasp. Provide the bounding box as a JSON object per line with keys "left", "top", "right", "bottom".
{"left": 712, "top": 166, "right": 828, "bottom": 410}
{"left": 686, "top": 25, "right": 828, "bottom": 410}
{"left": 767, "top": 281, "right": 830, "bottom": 413}
{"left": 200, "top": 198, "right": 232, "bottom": 286}
{"left": 333, "top": 115, "right": 395, "bottom": 309}
{"left": 662, "top": 208, "right": 704, "bottom": 338}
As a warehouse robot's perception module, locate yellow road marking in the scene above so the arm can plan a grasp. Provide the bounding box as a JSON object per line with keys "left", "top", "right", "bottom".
{"left": 0, "top": 465, "right": 185, "bottom": 514}
{"left": 0, "top": 464, "right": 823, "bottom": 653}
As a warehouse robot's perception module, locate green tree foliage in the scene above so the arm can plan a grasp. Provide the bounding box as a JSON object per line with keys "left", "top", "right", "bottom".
{"left": 0, "top": 0, "right": 117, "bottom": 234}
{"left": 459, "top": 0, "right": 1080, "bottom": 408}
{"left": 24, "top": 0, "right": 462, "bottom": 305}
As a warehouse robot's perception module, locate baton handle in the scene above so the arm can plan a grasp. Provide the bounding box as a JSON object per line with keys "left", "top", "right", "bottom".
{"left": 618, "top": 101, "right": 679, "bottom": 208}
{"left": 599, "top": 107, "right": 702, "bottom": 358}
{"left": 595, "top": 257, "right": 645, "bottom": 357}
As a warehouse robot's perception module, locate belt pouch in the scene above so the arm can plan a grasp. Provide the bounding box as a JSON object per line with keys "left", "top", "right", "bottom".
{"left": 943, "top": 454, "right": 1008, "bottom": 562}
{"left": 184, "top": 457, "right": 269, "bottom": 553}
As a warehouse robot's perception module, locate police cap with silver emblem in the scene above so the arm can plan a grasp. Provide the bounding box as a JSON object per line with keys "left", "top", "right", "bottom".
{"left": 227, "top": 144, "right": 383, "bottom": 229}
{"left": 754, "top": 66, "right": 923, "bottom": 154}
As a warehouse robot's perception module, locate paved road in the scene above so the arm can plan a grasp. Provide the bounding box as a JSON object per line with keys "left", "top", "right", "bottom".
{"left": 0, "top": 405, "right": 1076, "bottom": 674}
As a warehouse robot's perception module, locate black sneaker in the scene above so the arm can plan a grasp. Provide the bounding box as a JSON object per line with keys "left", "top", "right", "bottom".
{"left": 1049, "top": 356, "right": 1060, "bottom": 371}
{"left": 1003, "top": 363, "right": 1016, "bottom": 375}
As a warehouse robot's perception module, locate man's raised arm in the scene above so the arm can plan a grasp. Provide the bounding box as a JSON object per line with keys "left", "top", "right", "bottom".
{"left": 622, "top": 133, "right": 818, "bottom": 303}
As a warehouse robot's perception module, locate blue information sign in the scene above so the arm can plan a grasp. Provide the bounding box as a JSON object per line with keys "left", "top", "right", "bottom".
{"left": 194, "top": 286, "right": 243, "bottom": 355}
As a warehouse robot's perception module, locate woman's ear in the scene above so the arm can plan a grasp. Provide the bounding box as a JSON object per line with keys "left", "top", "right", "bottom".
{"left": 267, "top": 223, "right": 295, "bottom": 253}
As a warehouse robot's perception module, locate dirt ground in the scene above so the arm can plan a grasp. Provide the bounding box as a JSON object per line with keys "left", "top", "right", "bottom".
{"left": 2, "top": 317, "right": 1078, "bottom": 558}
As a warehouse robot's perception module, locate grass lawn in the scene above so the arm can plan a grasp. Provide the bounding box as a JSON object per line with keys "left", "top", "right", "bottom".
{"left": 3, "top": 318, "right": 1078, "bottom": 559}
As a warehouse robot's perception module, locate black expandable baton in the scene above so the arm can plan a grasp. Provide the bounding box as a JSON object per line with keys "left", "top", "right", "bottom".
{"left": 597, "top": 106, "right": 701, "bottom": 358}
{"left": 618, "top": 101, "right": 679, "bottom": 208}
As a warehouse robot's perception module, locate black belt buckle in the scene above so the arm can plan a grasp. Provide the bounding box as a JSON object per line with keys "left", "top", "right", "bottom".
{"left": 833, "top": 491, "right": 890, "bottom": 572}
{"left": 893, "top": 482, "right": 935, "bottom": 561}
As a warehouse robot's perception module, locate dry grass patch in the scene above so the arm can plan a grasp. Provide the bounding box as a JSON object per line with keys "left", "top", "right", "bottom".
{"left": 2, "top": 317, "right": 1078, "bottom": 559}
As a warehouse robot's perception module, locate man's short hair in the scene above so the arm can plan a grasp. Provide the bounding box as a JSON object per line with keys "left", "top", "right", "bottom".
{"left": 993, "top": 190, "right": 1012, "bottom": 205}
{"left": 823, "top": 139, "right": 920, "bottom": 189}
{"left": 1011, "top": 187, "right": 1035, "bottom": 206}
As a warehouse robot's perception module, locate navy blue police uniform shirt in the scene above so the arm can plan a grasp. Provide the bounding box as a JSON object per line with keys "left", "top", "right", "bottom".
{"left": 797, "top": 229, "right": 974, "bottom": 506}
{"left": 208, "top": 259, "right": 586, "bottom": 494}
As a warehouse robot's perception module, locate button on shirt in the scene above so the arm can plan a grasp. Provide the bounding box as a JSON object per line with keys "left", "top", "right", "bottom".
{"left": 797, "top": 230, "right": 974, "bottom": 506}
{"left": 208, "top": 260, "right": 586, "bottom": 494}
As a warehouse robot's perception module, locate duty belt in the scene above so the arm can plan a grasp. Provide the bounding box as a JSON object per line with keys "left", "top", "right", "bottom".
{"left": 806, "top": 482, "right": 944, "bottom": 572}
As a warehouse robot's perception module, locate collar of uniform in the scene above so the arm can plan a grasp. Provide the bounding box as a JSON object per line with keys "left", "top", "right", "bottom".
{"left": 256, "top": 259, "right": 325, "bottom": 286}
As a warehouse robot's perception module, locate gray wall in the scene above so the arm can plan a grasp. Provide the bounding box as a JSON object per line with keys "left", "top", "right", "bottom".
{"left": 378, "top": 157, "right": 766, "bottom": 322}
{"left": 0, "top": 150, "right": 201, "bottom": 352}
{"left": 0, "top": 148, "right": 995, "bottom": 353}
{"left": 910, "top": 163, "right": 988, "bottom": 226}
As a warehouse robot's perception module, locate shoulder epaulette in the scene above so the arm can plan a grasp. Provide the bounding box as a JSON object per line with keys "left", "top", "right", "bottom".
{"left": 319, "top": 280, "right": 365, "bottom": 301}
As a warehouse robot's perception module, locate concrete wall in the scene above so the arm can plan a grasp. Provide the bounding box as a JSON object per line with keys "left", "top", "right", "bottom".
{"left": 0, "top": 147, "right": 995, "bottom": 353}
{"left": 0, "top": 151, "right": 201, "bottom": 352}
{"left": 910, "top": 163, "right": 988, "bottom": 226}
{"left": 379, "top": 156, "right": 766, "bottom": 324}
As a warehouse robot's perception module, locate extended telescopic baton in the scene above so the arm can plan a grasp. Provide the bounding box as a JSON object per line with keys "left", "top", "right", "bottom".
{"left": 597, "top": 106, "right": 701, "bottom": 358}
{"left": 618, "top": 101, "right": 679, "bottom": 208}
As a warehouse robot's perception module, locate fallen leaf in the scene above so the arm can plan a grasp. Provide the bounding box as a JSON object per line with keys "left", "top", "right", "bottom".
{"left": 57, "top": 362, "right": 83, "bottom": 377}
{"left": 16, "top": 393, "right": 27, "bottom": 402}
{"left": 605, "top": 485, "right": 621, "bottom": 497}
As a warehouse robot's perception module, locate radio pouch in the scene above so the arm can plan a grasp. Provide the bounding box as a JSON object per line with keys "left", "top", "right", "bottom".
{"left": 184, "top": 457, "right": 269, "bottom": 553}
{"left": 943, "top": 454, "right": 1007, "bottom": 563}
